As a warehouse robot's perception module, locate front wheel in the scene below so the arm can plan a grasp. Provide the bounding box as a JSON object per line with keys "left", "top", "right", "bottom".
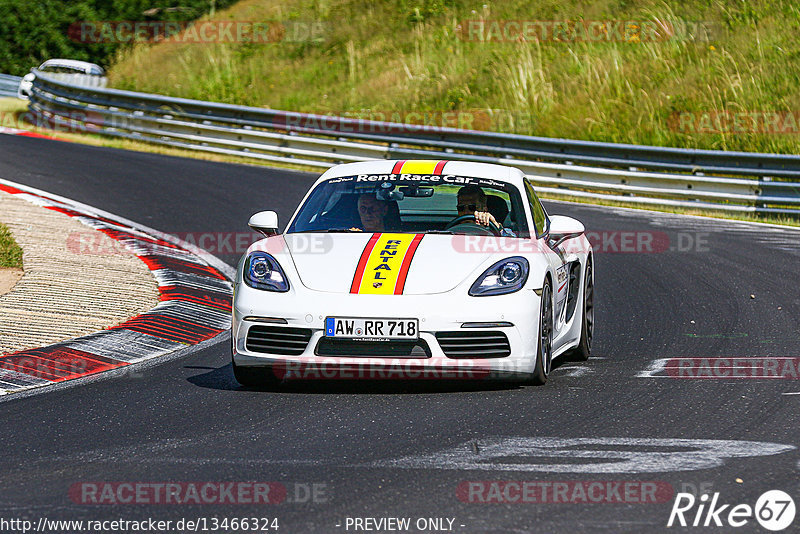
{"left": 529, "top": 280, "right": 553, "bottom": 385}
{"left": 566, "top": 260, "right": 593, "bottom": 362}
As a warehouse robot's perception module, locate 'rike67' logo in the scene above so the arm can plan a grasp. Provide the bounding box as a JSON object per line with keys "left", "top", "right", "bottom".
{"left": 668, "top": 490, "right": 795, "bottom": 530}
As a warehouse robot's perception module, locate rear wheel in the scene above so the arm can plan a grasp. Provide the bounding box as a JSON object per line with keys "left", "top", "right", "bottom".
{"left": 530, "top": 280, "right": 553, "bottom": 385}
{"left": 567, "top": 260, "right": 593, "bottom": 361}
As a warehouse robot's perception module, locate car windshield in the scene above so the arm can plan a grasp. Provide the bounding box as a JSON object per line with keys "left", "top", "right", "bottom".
{"left": 42, "top": 66, "right": 84, "bottom": 74}
{"left": 286, "top": 174, "right": 530, "bottom": 237}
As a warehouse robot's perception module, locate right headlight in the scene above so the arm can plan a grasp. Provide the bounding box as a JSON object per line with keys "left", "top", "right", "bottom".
{"left": 243, "top": 252, "right": 289, "bottom": 292}
{"left": 469, "top": 257, "right": 529, "bottom": 296}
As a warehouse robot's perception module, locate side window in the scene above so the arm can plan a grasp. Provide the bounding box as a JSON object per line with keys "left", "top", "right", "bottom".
{"left": 524, "top": 180, "right": 548, "bottom": 237}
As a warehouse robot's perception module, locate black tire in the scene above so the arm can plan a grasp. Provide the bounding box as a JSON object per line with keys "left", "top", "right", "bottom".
{"left": 232, "top": 362, "right": 280, "bottom": 388}
{"left": 530, "top": 279, "right": 554, "bottom": 385}
{"left": 567, "top": 259, "right": 594, "bottom": 362}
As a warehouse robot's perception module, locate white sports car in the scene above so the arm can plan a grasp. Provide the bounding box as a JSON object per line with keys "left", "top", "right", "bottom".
{"left": 232, "top": 160, "right": 593, "bottom": 385}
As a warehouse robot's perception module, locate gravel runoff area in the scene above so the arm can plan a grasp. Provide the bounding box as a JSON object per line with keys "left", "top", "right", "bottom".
{"left": 0, "top": 189, "right": 160, "bottom": 354}
{"left": 0, "top": 268, "right": 22, "bottom": 296}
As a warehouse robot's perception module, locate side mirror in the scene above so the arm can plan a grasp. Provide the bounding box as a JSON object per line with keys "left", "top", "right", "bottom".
{"left": 248, "top": 211, "right": 279, "bottom": 237}
{"left": 547, "top": 215, "right": 584, "bottom": 248}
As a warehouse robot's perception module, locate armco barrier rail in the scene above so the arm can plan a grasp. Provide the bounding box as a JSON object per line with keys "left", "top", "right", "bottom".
{"left": 0, "top": 74, "right": 21, "bottom": 98}
{"left": 26, "top": 70, "right": 800, "bottom": 215}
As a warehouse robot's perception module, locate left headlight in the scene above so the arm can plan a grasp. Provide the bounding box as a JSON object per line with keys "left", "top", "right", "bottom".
{"left": 243, "top": 252, "right": 290, "bottom": 292}
{"left": 469, "top": 257, "right": 529, "bottom": 296}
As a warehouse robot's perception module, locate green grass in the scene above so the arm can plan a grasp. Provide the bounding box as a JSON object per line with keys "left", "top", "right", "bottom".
{"left": 108, "top": 0, "right": 800, "bottom": 155}
{"left": 0, "top": 223, "right": 22, "bottom": 269}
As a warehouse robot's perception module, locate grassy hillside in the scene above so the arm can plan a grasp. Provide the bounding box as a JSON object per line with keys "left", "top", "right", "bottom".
{"left": 108, "top": 0, "right": 800, "bottom": 154}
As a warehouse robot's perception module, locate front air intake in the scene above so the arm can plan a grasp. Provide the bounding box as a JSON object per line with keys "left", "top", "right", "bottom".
{"left": 246, "top": 325, "right": 312, "bottom": 355}
{"left": 316, "top": 338, "right": 431, "bottom": 358}
{"left": 435, "top": 331, "right": 511, "bottom": 358}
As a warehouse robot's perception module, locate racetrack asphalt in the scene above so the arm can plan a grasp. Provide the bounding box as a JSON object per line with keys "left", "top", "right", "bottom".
{"left": 1, "top": 134, "right": 800, "bottom": 533}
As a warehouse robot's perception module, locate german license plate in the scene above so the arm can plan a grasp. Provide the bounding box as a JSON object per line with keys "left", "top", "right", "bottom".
{"left": 325, "top": 317, "right": 419, "bottom": 340}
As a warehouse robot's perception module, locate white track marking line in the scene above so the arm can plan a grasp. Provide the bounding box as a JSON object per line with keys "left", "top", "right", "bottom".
{"left": 557, "top": 366, "right": 593, "bottom": 377}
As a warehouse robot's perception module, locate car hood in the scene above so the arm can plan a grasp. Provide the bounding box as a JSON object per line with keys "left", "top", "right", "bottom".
{"left": 284, "top": 233, "right": 510, "bottom": 295}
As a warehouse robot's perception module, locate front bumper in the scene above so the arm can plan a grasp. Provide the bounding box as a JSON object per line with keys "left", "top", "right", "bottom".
{"left": 232, "top": 285, "right": 541, "bottom": 380}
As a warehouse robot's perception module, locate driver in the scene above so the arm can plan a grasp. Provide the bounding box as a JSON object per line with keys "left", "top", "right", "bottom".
{"left": 456, "top": 185, "right": 500, "bottom": 228}
{"left": 453, "top": 185, "right": 517, "bottom": 237}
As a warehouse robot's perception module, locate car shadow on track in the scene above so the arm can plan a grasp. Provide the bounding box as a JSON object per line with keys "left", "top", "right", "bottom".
{"left": 186, "top": 361, "right": 571, "bottom": 394}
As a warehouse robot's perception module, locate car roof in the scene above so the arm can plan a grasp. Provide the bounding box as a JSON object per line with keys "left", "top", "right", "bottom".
{"left": 38, "top": 59, "right": 105, "bottom": 75}
{"left": 315, "top": 160, "right": 526, "bottom": 188}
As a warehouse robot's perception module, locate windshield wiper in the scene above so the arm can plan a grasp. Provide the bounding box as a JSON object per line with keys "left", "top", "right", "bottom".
{"left": 287, "top": 228, "right": 360, "bottom": 234}
{"left": 425, "top": 230, "right": 455, "bottom": 235}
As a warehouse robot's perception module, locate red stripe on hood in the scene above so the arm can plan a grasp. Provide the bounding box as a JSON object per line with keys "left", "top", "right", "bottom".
{"left": 350, "top": 233, "right": 381, "bottom": 293}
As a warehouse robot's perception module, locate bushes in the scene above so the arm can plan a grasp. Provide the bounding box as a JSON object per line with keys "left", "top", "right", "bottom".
{"left": 0, "top": 0, "right": 237, "bottom": 75}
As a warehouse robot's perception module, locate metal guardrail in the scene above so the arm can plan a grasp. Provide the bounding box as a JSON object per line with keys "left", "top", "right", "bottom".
{"left": 27, "top": 70, "right": 800, "bottom": 215}
{"left": 0, "top": 74, "right": 21, "bottom": 98}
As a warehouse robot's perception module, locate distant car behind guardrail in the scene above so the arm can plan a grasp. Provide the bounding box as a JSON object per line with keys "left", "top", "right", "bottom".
{"left": 17, "top": 59, "right": 106, "bottom": 100}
